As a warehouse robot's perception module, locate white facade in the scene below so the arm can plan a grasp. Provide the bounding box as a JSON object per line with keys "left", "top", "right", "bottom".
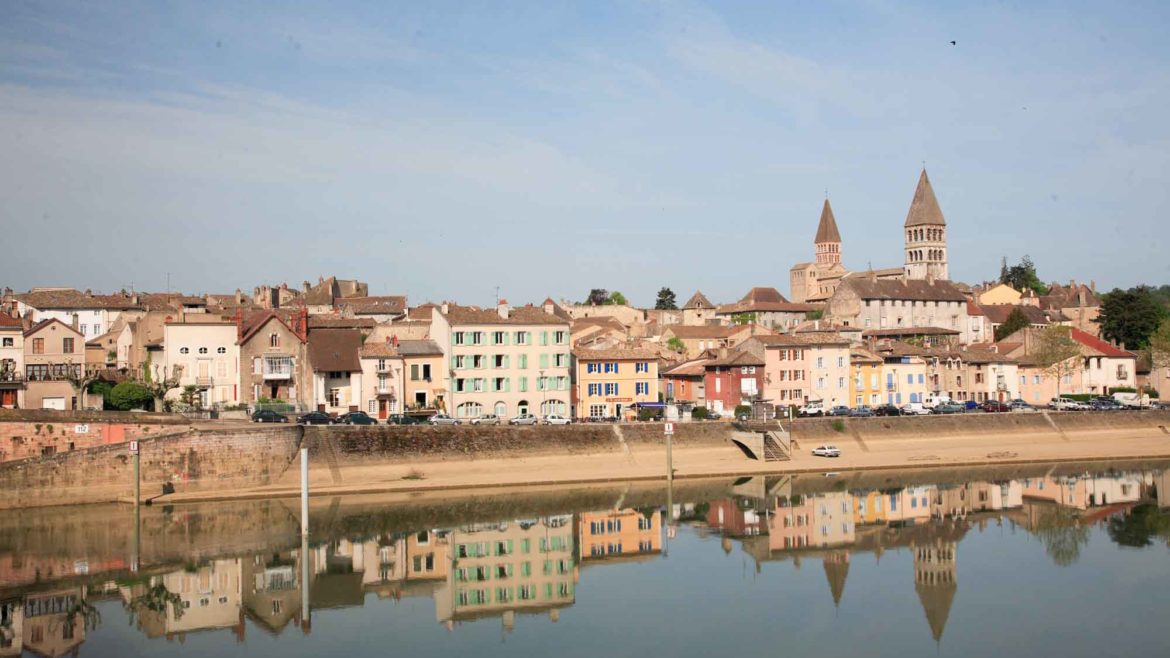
{"left": 163, "top": 321, "right": 240, "bottom": 407}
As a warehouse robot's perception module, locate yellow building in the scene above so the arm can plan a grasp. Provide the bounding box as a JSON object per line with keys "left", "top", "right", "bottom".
{"left": 578, "top": 508, "right": 662, "bottom": 561}
{"left": 977, "top": 283, "right": 1022, "bottom": 306}
{"left": 572, "top": 347, "right": 659, "bottom": 419}
{"left": 850, "top": 348, "right": 883, "bottom": 407}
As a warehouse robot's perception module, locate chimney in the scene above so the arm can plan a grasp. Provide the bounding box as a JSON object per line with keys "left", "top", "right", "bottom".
{"left": 303, "top": 281, "right": 311, "bottom": 293}
{"left": 440, "top": 302, "right": 450, "bottom": 315}
{"left": 235, "top": 308, "right": 244, "bottom": 339}
{"left": 926, "top": 272, "right": 935, "bottom": 286}
{"left": 392, "top": 335, "right": 398, "bottom": 347}
{"left": 1078, "top": 289, "right": 1086, "bottom": 307}
{"left": 299, "top": 306, "right": 308, "bottom": 340}
{"left": 719, "top": 347, "right": 728, "bottom": 359}
{"left": 71, "top": 313, "right": 79, "bottom": 330}
{"left": 497, "top": 299, "right": 510, "bottom": 319}
{"left": 235, "top": 288, "right": 243, "bottom": 305}
{"left": 132, "top": 293, "right": 140, "bottom": 305}
{"left": 543, "top": 299, "right": 555, "bottom": 315}
{"left": 1090, "top": 280, "right": 1096, "bottom": 293}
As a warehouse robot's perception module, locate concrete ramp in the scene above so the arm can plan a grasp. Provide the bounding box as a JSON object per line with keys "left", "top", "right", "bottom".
{"left": 730, "top": 429, "right": 792, "bottom": 462}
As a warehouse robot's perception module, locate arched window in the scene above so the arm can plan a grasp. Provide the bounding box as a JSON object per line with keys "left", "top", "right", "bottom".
{"left": 457, "top": 402, "right": 482, "bottom": 418}
{"left": 517, "top": 399, "right": 530, "bottom": 415}
{"left": 270, "top": 333, "right": 280, "bottom": 348}
{"left": 495, "top": 401, "right": 507, "bottom": 418}
{"left": 541, "top": 399, "right": 566, "bottom": 416}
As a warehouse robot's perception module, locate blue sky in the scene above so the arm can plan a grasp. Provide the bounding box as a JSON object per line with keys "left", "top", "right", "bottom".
{"left": 2, "top": 0, "right": 1169, "bottom": 306}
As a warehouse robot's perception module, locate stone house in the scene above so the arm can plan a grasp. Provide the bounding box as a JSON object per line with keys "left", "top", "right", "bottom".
{"left": 714, "top": 287, "right": 817, "bottom": 332}
{"left": 308, "top": 328, "right": 365, "bottom": 414}
{"left": 237, "top": 310, "right": 311, "bottom": 409}
{"left": 0, "top": 313, "right": 25, "bottom": 408}
{"left": 22, "top": 319, "right": 85, "bottom": 410}
{"left": 825, "top": 276, "right": 973, "bottom": 341}
{"left": 660, "top": 323, "right": 769, "bottom": 360}
{"left": 680, "top": 291, "right": 717, "bottom": 326}
{"left": 357, "top": 339, "right": 405, "bottom": 420}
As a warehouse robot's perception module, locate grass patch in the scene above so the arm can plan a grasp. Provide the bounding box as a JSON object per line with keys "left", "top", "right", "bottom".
{"left": 831, "top": 419, "right": 846, "bottom": 433}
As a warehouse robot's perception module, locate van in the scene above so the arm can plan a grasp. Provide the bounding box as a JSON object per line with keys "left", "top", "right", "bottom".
{"left": 799, "top": 400, "right": 826, "bottom": 417}
{"left": 902, "top": 402, "right": 930, "bottom": 416}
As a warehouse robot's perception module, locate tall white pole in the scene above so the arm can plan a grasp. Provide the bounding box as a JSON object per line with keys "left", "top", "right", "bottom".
{"left": 300, "top": 447, "right": 309, "bottom": 536}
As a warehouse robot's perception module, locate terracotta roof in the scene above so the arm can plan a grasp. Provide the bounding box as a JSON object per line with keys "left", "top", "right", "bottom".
{"left": 308, "top": 316, "right": 377, "bottom": 329}
{"left": 814, "top": 199, "right": 842, "bottom": 243}
{"left": 717, "top": 287, "right": 812, "bottom": 315}
{"left": 663, "top": 325, "right": 738, "bottom": 339}
{"left": 24, "top": 318, "right": 83, "bottom": 338}
{"left": 837, "top": 278, "right": 967, "bottom": 302}
{"left": 341, "top": 296, "right": 407, "bottom": 315}
{"left": 662, "top": 358, "right": 713, "bottom": 377}
{"left": 359, "top": 342, "right": 400, "bottom": 358}
{"left": 238, "top": 311, "right": 305, "bottom": 345}
{"left": 965, "top": 300, "right": 984, "bottom": 316}
{"left": 1070, "top": 328, "right": 1133, "bottom": 358}
{"left": 850, "top": 348, "right": 883, "bottom": 364}
{"left": 980, "top": 304, "right": 1066, "bottom": 325}
{"left": 12, "top": 289, "right": 143, "bottom": 310}
{"left": 862, "top": 327, "right": 960, "bottom": 337}
{"left": 395, "top": 339, "right": 444, "bottom": 357}
{"left": 572, "top": 347, "right": 658, "bottom": 361}
{"left": 923, "top": 346, "right": 1015, "bottom": 364}
{"left": 904, "top": 169, "right": 946, "bottom": 227}
{"left": 872, "top": 339, "right": 929, "bottom": 358}
{"left": 682, "top": 291, "right": 714, "bottom": 310}
{"left": 748, "top": 333, "right": 850, "bottom": 347}
{"left": 0, "top": 313, "right": 21, "bottom": 328}
{"left": 308, "top": 329, "right": 363, "bottom": 372}
{"left": 442, "top": 304, "right": 567, "bottom": 326}
{"left": 707, "top": 351, "right": 764, "bottom": 367}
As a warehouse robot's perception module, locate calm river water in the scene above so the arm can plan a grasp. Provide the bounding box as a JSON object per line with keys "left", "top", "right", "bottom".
{"left": 3, "top": 461, "right": 1170, "bottom": 657}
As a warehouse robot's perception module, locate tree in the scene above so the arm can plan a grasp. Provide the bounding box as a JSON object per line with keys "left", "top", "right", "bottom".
{"left": 1032, "top": 326, "right": 1082, "bottom": 397}
{"left": 62, "top": 361, "right": 102, "bottom": 411}
{"left": 1106, "top": 503, "right": 1170, "bottom": 548}
{"left": 1030, "top": 505, "right": 1090, "bottom": 566}
{"left": 142, "top": 357, "right": 183, "bottom": 412}
{"left": 1096, "top": 286, "right": 1168, "bottom": 350}
{"left": 999, "top": 255, "right": 1048, "bottom": 295}
{"left": 655, "top": 287, "right": 678, "bottom": 310}
{"left": 608, "top": 291, "right": 628, "bottom": 306}
{"left": 106, "top": 382, "right": 155, "bottom": 411}
{"left": 1149, "top": 317, "right": 1170, "bottom": 391}
{"left": 585, "top": 289, "right": 609, "bottom": 305}
{"left": 805, "top": 309, "right": 824, "bottom": 321}
{"left": 995, "top": 307, "right": 1033, "bottom": 341}
{"left": 730, "top": 312, "right": 756, "bottom": 325}
{"left": 666, "top": 336, "right": 686, "bottom": 353}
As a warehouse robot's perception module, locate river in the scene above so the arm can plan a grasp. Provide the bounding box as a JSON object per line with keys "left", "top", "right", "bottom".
{"left": 2, "top": 460, "right": 1169, "bottom": 657}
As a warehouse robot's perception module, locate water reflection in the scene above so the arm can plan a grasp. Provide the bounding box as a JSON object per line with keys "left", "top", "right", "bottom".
{"left": 1, "top": 464, "right": 1169, "bottom": 654}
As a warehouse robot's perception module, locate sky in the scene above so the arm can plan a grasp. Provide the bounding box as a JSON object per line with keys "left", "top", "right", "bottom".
{"left": 2, "top": 0, "right": 1169, "bottom": 307}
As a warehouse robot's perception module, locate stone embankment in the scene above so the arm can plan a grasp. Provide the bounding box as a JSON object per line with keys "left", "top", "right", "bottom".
{"left": 0, "top": 410, "right": 1168, "bottom": 509}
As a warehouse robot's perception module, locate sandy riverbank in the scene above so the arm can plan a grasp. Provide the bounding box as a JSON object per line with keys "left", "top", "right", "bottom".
{"left": 151, "top": 419, "right": 1170, "bottom": 505}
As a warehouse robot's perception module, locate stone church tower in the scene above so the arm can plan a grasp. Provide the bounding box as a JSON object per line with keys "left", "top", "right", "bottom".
{"left": 814, "top": 198, "right": 842, "bottom": 267}
{"left": 904, "top": 169, "right": 949, "bottom": 281}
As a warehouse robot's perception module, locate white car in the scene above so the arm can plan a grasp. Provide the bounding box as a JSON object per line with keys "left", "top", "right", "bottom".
{"left": 470, "top": 414, "right": 501, "bottom": 426}
{"left": 901, "top": 403, "right": 931, "bottom": 416}
{"left": 811, "top": 445, "right": 841, "bottom": 458}
{"left": 509, "top": 414, "right": 539, "bottom": 426}
{"left": 799, "top": 400, "right": 826, "bottom": 417}
{"left": 543, "top": 414, "right": 572, "bottom": 425}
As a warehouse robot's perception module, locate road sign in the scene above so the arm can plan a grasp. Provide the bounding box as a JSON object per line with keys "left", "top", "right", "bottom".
{"left": 663, "top": 422, "right": 674, "bottom": 435}
{"left": 129, "top": 440, "right": 139, "bottom": 455}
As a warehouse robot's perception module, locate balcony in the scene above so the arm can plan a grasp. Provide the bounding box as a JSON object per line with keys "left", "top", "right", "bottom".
{"left": 0, "top": 371, "right": 24, "bottom": 388}
{"left": 263, "top": 356, "right": 294, "bottom": 380}
{"left": 195, "top": 376, "right": 214, "bottom": 387}
{"left": 376, "top": 384, "right": 396, "bottom": 396}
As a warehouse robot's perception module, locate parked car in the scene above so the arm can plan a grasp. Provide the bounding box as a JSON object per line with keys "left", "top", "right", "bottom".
{"left": 963, "top": 400, "right": 980, "bottom": 411}
{"left": 1009, "top": 399, "right": 1034, "bottom": 411}
{"left": 544, "top": 414, "right": 572, "bottom": 425}
{"left": 828, "top": 405, "right": 853, "bottom": 417}
{"left": 338, "top": 411, "right": 377, "bottom": 425}
{"left": 509, "top": 414, "right": 539, "bottom": 426}
{"left": 850, "top": 406, "right": 874, "bottom": 417}
{"left": 386, "top": 414, "right": 427, "bottom": 425}
{"left": 429, "top": 414, "right": 461, "bottom": 426}
{"left": 901, "top": 402, "right": 931, "bottom": 416}
{"left": 251, "top": 409, "right": 289, "bottom": 423}
{"left": 1049, "top": 396, "right": 1087, "bottom": 411}
{"left": 799, "top": 400, "right": 826, "bottom": 417}
{"left": 932, "top": 402, "right": 965, "bottom": 415}
{"left": 874, "top": 404, "right": 903, "bottom": 417}
{"left": 470, "top": 414, "right": 501, "bottom": 426}
{"left": 811, "top": 445, "right": 842, "bottom": 458}
{"left": 1091, "top": 396, "right": 1125, "bottom": 411}
{"left": 298, "top": 411, "right": 335, "bottom": 425}
{"left": 981, "top": 400, "right": 1011, "bottom": 413}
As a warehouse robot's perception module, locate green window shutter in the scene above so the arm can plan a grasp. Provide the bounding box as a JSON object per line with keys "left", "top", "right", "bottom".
{"left": 519, "top": 354, "right": 527, "bottom": 369}
{"left": 451, "top": 355, "right": 458, "bottom": 369}
{"left": 519, "top": 377, "right": 527, "bottom": 392}
{"left": 504, "top": 355, "right": 510, "bottom": 368}
{"left": 504, "top": 378, "right": 511, "bottom": 392}
{"left": 540, "top": 354, "right": 549, "bottom": 369}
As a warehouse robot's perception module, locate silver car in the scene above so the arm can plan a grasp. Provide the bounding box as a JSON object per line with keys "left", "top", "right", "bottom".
{"left": 429, "top": 414, "right": 461, "bottom": 426}
{"left": 471, "top": 414, "right": 501, "bottom": 426}
{"left": 509, "top": 414, "right": 539, "bottom": 426}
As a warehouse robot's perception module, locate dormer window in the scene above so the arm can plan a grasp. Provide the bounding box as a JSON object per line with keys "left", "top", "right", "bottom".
{"left": 270, "top": 333, "right": 280, "bottom": 348}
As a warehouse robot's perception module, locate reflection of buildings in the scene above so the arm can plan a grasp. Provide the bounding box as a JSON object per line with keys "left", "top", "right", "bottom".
{"left": 435, "top": 515, "right": 578, "bottom": 631}
{"left": 122, "top": 559, "right": 244, "bottom": 641}
{"left": 242, "top": 551, "right": 305, "bottom": 635}
{"left": 1020, "top": 475, "right": 1140, "bottom": 510}
{"left": 0, "top": 598, "right": 20, "bottom": 657}
{"left": 20, "top": 587, "right": 87, "bottom": 657}
{"left": 579, "top": 509, "right": 662, "bottom": 561}
{"left": 914, "top": 539, "right": 957, "bottom": 644}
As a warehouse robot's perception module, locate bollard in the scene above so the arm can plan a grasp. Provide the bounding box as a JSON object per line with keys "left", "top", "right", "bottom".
{"left": 300, "top": 447, "right": 309, "bottom": 536}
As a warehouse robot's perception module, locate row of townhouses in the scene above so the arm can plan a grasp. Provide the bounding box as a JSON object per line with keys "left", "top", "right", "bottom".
{"left": 0, "top": 171, "right": 1152, "bottom": 417}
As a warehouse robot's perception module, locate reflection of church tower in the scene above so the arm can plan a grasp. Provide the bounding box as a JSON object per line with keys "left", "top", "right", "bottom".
{"left": 822, "top": 551, "right": 850, "bottom": 608}
{"left": 904, "top": 169, "right": 949, "bottom": 281}
{"left": 914, "top": 539, "right": 957, "bottom": 643}
{"left": 815, "top": 199, "right": 843, "bottom": 267}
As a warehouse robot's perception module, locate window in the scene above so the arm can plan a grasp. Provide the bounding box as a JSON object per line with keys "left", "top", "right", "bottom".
{"left": 554, "top": 353, "right": 568, "bottom": 367}
{"left": 816, "top": 357, "right": 824, "bottom": 368}
{"left": 62, "top": 337, "right": 74, "bottom": 353}
{"left": 179, "top": 347, "right": 189, "bottom": 354}
{"left": 79, "top": 324, "right": 87, "bottom": 335}
{"left": 411, "top": 364, "right": 420, "bottom": 380}
{"left": 554, "top": 331, "right": 567, "bottom": 344}
{"left": 31, "top": 337, "right": 44, "bottom": 354}
{"left": 270, "top": 333, "right": 280, "bottom": 348}
{"left": 198, "top": 347, "right": 208, "bottom": 354}
{"left": 636, "top": 382, "right": 649, "bottom": 395}
{"left": 587, "top": 362, "right": 600, "bottom": 374}
{"left": 837, "top": 356, "right": 844, "bottom": 367}
{"left": 454, "top": 331, "right": 465, "bottom": 345}
{"left": 92, "top": 324, "right": 100, "bottom": 335}
{"left": 471, "top": 331, "right": 484, "bottom": 345}
{"left": 1, "top": 337, "right": 10, "bottom": 347}
{"left": 635, "top": 361, "right": 649, "bottom": 373}
{"left": 540, "top": 331, "right": 549, "bottom": 346}
{"left": 605, "top": 383, "right": 617, "bottom": 396}
{"left": 519, "top": 377, "right": 528, "bottom": 392}
{"left": 328, "top": 388, "right": 341, "bottom": 407}
{"left": 492, "top": 331, "right": 507, "bottom": 345}
{"left": 218, "top": 347, "right": 227, "bottom": 354}
{"left": 540, "top": 354, "right": 549, "bottom": 369}
{"left": 588, "top": 383, "right": 601, "bottom": 396}
{"left": 515, "top": 331, "right": 529, "bottom": 345}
